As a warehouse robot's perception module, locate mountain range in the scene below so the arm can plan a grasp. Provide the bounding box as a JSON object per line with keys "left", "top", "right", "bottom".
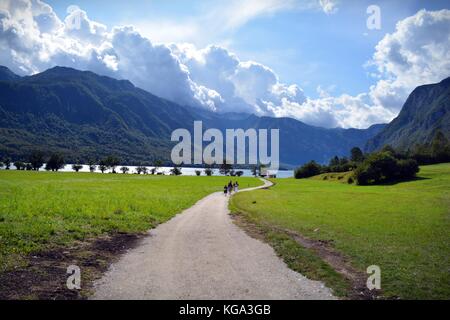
{"left": 0, "top": 65, "right": 446, "bottom": 167}
{"left": 365, "top": 77, "right": 450, "bottom": 152}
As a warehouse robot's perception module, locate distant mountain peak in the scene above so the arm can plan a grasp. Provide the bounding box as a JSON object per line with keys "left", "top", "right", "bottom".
{"left": 0, "top": 66, "right": 21, "bottom": 81}
{"left": 23, "top": 65, "right": 136, "bottom": 91}
{"left": 366, "top": 77, "right": 450, "bottom": 151}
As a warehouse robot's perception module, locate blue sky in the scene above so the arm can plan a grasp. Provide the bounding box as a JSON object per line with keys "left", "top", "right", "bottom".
{"left": 45, "top": 0, "right": 450, "bottom": 98}
{"left": 1, "top": 1, "right": 449, "bottom": 128}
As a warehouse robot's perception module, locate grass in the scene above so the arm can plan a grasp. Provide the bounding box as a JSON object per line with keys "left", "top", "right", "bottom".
{"left": 0, "top": 171, "right": 261, "bottom": 272}
{"left": 311, "top": 171, "right": 354, "bottom": 184}
{"left": 230, "top": 163, "right": 450, "bottom": 299}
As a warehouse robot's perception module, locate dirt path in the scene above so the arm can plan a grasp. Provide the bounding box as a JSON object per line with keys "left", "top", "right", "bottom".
{"left": 92, "top": 179, "right": 335, "bottom": 300}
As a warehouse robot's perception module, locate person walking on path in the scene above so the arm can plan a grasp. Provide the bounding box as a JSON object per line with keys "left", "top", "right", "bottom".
{"left": 224, "top": 185, "right": 228, "bottom": 196}
{"left": 234, "top": 181, "right": 239, "bottom": 192}
{"left": 227, "top": 181, "right": 233, "bottom": 195}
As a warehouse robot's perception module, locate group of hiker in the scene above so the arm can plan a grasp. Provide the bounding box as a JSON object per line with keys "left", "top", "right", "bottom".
{"left": 224, "top": 181, "right": 239, "bottom": 196}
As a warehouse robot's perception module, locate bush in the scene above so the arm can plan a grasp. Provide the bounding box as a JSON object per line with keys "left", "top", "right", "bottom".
{"left": 195, "top": 170, "right": 201, "bottom": 176}
{"left": 294, "top": 161, "right": 322, "bottom": 179}
{"left": 354, "top": 151, "right": 419, "bottom": 185}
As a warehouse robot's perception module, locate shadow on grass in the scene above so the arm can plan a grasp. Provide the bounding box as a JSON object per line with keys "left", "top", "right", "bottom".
{"left": 361, "top": 176, "right": 431, "bottom": 186}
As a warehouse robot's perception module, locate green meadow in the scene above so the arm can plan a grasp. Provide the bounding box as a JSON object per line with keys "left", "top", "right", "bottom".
{"left": 0, "top": 171, "right": 261, "bottom": 272}
{"left": 231, "top": 163, "right": 450, "bottom": 299}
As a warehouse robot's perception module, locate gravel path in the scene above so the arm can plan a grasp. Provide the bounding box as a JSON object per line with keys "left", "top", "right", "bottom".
{"left": 92, "top": 179, "right": 335, "bottom": 300}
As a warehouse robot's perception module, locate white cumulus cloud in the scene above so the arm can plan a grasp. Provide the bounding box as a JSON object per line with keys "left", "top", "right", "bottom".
{"left": 368, "top": 9, "right": 450, "bottom": 112}
{"left": 0, "top": 1, "right": 448, "bottom": 129}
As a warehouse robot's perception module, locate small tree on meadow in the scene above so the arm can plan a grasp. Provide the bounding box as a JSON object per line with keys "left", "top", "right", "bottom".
{"left": 195, "top": 170, "right": 201, "bottom": 176}
{"left": 29, "top": 150, "right": 45, "bottom": 171}
{"left": 219, "top": 160, "right": 232, "bottom": 176}
{"left": 170, "top": 166, "right": 182, "bottom": 176}
{"left": 45, "top": 153, "right": 65, "bottom": 171}
{"left": 104, "top": 155, "right": 120, "bottom": 173}
{"left": 98, "top": 160, "right": 108, "bottom": 173}
{"left": 204, "top": 168, "right": 213, "bottom": 176}
{"left": 153, "top": 159, "right": 163, "bottom": 174}
{"left": 87, "top": 159, "right": 97, "bottom": 172}
{"left": 14, "top": 161, "right": 26, "bottom": 170}
{"left": 236, "top": 170, "right": 244, "bottom": 177}
{"left": 2, "top": 157, "right": 11, "bottom": 170}
{"left": 72, "top": 164, "right": 83, "bottom": 172}
{"left": 120, "top": 166, "right": 129, "bottom": 174}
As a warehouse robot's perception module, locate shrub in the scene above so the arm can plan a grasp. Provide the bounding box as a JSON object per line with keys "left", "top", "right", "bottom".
{"left": 195, "top": 170, "right": 201, "bottom": 176}
{"left": 354, "top": 151, "right": 419, "bottom": 185}
{"left": 294, "top": 161, "right": 322, "bottom": 179}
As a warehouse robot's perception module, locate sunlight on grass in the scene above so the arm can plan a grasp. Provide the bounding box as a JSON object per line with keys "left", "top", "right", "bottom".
{"left": 0, "top": 171, "right": 261, "bottom": 272}
{"left": 231, "top": 163, "right": 450, "bottom": 299}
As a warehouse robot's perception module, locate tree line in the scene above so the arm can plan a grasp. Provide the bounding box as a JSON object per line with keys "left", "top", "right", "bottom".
{"left": 294, "top": 130, "right": 450, "bottom": 185}
{"left": 1, "top": 152, "right": 248, "bottom": 177}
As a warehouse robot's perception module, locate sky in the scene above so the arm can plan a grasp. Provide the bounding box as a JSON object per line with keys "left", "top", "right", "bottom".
{"left": 1, "top": 0, "right": 449, "bottom": 129}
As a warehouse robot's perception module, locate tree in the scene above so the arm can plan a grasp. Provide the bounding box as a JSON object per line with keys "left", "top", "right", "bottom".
{"left": 103, "top": 155, "right": 120, "bottom": 173}
{"left": 72, "top": 164, "right": 83, "bottom": 172}
{"left": 294, "top": 161, "right": 322, "bottom": 179}
{"left": 29, "top": 150, "right": 45, "bottom": 171}
{"left": 236, "top": 170, "right": 244, "bottom": 177}
{"left": 45, "top": 153, "right": 65, "bottom": 171}
{"left": 2, "top": 157, "right": 11, "bottom": 170}
{"left": 170, "top": 166, "right": 182, "bottom": 175}
{"left": 25, "top": 163, "right": 33, "bottom": 171}
{"left": 204, "top": 168, "right": 213, "bottom": 176}
{"left": 251, "top": 165, "right": 258, "bottom": 177}
{"left": 350, "top": 147, "right": 364, "bottom": 163}
{"left": 195, "top": 170, "right": 201, "bottom": 176}
{"left": 354, "top": 151, "right": 419, "bottom": 185}
{"left": 98, "top": 160, "right": 108, "bottom": 173}
{"left": 329, "top": 156, "right": 340, "bottom": 167}
{"left": 219, "top": 160, "right": 232, "bottom": 176}
{"left": 431, "top": 131, "right": 450, "bottom": 163}
{"left": 87, "top": 159, "right": 97, "bottom": 172}
{"left": 120, "top": 166, "right": 129, "bottom": 174}
{"left": 14, "top": 161, "right": 26, "bottom": 170}
{"left": 153, "top": 159, "right": 163, "bottom": 174}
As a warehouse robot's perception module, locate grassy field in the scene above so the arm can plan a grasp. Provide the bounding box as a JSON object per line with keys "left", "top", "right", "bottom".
{"left": 0, "top": 171, "right": 261, "bottom": 272}
{"left": 230, "top": 163, "right": 450, "bottom": 299}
